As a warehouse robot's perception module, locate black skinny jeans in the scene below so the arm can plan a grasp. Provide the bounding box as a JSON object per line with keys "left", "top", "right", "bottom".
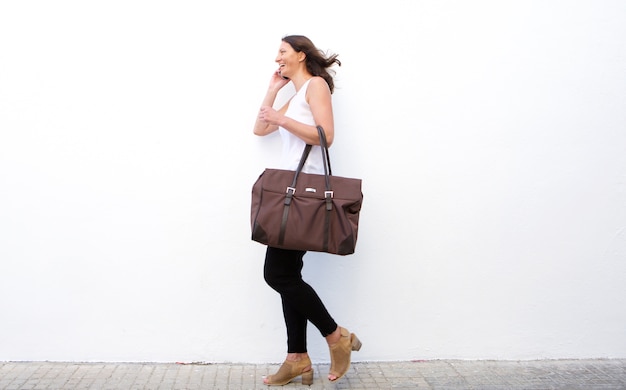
{"left": 264, "top": 246, "right": 338, "bottom": 353}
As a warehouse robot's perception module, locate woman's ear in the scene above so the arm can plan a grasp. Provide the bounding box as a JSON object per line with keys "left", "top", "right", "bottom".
{"left": 298, "top": 52, "right": 306, "bottom": 63}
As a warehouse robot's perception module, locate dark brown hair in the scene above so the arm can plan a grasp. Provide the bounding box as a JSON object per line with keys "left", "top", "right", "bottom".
{"left": 282, "top": 35, "right": 341, "bottom": 94}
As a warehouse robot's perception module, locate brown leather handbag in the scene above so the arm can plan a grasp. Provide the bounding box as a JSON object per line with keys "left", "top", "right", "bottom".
{"left": 251, "top": 126, "right": 363, "bottom": 255}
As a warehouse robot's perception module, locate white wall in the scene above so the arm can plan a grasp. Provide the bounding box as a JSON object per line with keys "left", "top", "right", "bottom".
{"left": 1, "top": 0, "right": 625, "bottom": 363}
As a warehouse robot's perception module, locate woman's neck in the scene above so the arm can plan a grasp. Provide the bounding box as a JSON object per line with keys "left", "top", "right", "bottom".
{"left": 291, "top": 73, "right": 313, "bottom": 92}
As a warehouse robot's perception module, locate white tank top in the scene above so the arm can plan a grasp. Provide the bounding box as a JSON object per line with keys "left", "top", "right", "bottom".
{"left": 278, "top": 78, "right": 325, "bottom": 174}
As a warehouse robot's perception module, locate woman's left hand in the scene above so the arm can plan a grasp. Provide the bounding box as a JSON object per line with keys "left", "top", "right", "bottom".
{"left": 258, "top": 106, "right": 282, "bottom": 126}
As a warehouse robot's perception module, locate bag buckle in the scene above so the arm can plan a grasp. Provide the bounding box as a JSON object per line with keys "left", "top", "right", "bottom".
{"left": 286, "top": 187, "right": 296, "bottom": 195}
{"left": 324, "top": 191, "right": 333, "bottom": 211}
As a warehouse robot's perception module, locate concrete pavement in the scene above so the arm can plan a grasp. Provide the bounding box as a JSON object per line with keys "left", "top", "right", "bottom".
{"left": 1, "top": 359, "right": 625, "bottom": 389}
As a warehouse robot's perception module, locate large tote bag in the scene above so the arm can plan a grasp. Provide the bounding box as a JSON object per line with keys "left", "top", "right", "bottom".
{"left": 251, "top": 126, "right": 363, "bottom": 255}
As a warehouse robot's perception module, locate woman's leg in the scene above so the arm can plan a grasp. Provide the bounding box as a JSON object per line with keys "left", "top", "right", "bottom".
{"left": 281, "top": 298, "right": 308, "bottom": 352}
{"left": 264, "top": 246, "right": 338, "bottom": 352}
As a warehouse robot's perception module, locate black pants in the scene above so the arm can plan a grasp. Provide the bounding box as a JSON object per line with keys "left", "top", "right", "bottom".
{"left": 264, "top": 246, "right": 338, "bottom": 353}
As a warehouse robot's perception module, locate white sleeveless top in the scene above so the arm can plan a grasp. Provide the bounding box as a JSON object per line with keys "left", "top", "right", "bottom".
{"left": 278, "top": 78, "right": 325, "bottom": 174}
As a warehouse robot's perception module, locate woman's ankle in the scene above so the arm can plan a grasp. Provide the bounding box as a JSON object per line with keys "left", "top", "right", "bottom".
{"left": 325, "top": 326, "right": 341, "bottom": 346}
{"left": 286, "top": 352, "right": 309, "bottom": 362}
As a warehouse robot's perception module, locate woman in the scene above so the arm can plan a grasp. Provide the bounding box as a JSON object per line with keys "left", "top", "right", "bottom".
{"left": 253, "top": 35, "right": 361, "bottom": 386}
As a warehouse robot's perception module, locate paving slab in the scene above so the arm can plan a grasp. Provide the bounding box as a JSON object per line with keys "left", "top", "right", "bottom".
{"left": 0, "top": 359, "right": 625, "bottom": 389}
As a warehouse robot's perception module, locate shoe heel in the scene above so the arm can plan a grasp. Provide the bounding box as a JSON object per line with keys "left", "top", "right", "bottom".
{"left": 351, "top": 334, "right": 362, "bottom": 351}
{"left": 302, "top": 370, "right": 314, "bottom": 385}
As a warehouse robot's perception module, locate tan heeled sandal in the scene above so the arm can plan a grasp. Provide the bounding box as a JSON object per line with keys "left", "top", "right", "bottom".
{"left": 264, "top": 356, "right": 314, "bottom": 386}
{"left": 328, "top": 327, "right": 362, "bottom": 382}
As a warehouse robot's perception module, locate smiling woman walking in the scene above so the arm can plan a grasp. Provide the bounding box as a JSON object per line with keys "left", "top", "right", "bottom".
{"left": 253, "top": 35, "right": 362, "bottom": 386}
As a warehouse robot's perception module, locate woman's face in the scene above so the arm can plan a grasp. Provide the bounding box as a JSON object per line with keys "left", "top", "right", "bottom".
{"left": 275, "top": 41, "right": 302, "bottom": 79}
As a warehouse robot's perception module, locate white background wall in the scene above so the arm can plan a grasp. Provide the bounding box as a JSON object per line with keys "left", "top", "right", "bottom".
{"left": 1, "top": 1, "right": 625, "bottom": 363}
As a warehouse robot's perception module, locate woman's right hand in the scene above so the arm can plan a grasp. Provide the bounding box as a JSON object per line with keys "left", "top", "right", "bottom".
{"left": 269, "top": 69, "right": 290, "bottom": 90}
{"left": 253, "top": 69, "right": 289, "bottom": 136}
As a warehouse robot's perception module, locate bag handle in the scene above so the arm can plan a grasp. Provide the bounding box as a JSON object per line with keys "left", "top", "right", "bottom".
{"left": 317, "top": 126, "right": 332, "bottom": 177}
{"left": 289, "top": 125, "right": 332, "bottom": 190}
{"left": 279, "top": 126, "right": 334, "bottom": 248}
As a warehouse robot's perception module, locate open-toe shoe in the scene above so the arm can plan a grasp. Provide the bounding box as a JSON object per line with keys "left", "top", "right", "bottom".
{"left": 264, "top": 356, "right": 313, "bottom": 386}
{"left": 328, "top": 327, "right": 362, "bottom": 382}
